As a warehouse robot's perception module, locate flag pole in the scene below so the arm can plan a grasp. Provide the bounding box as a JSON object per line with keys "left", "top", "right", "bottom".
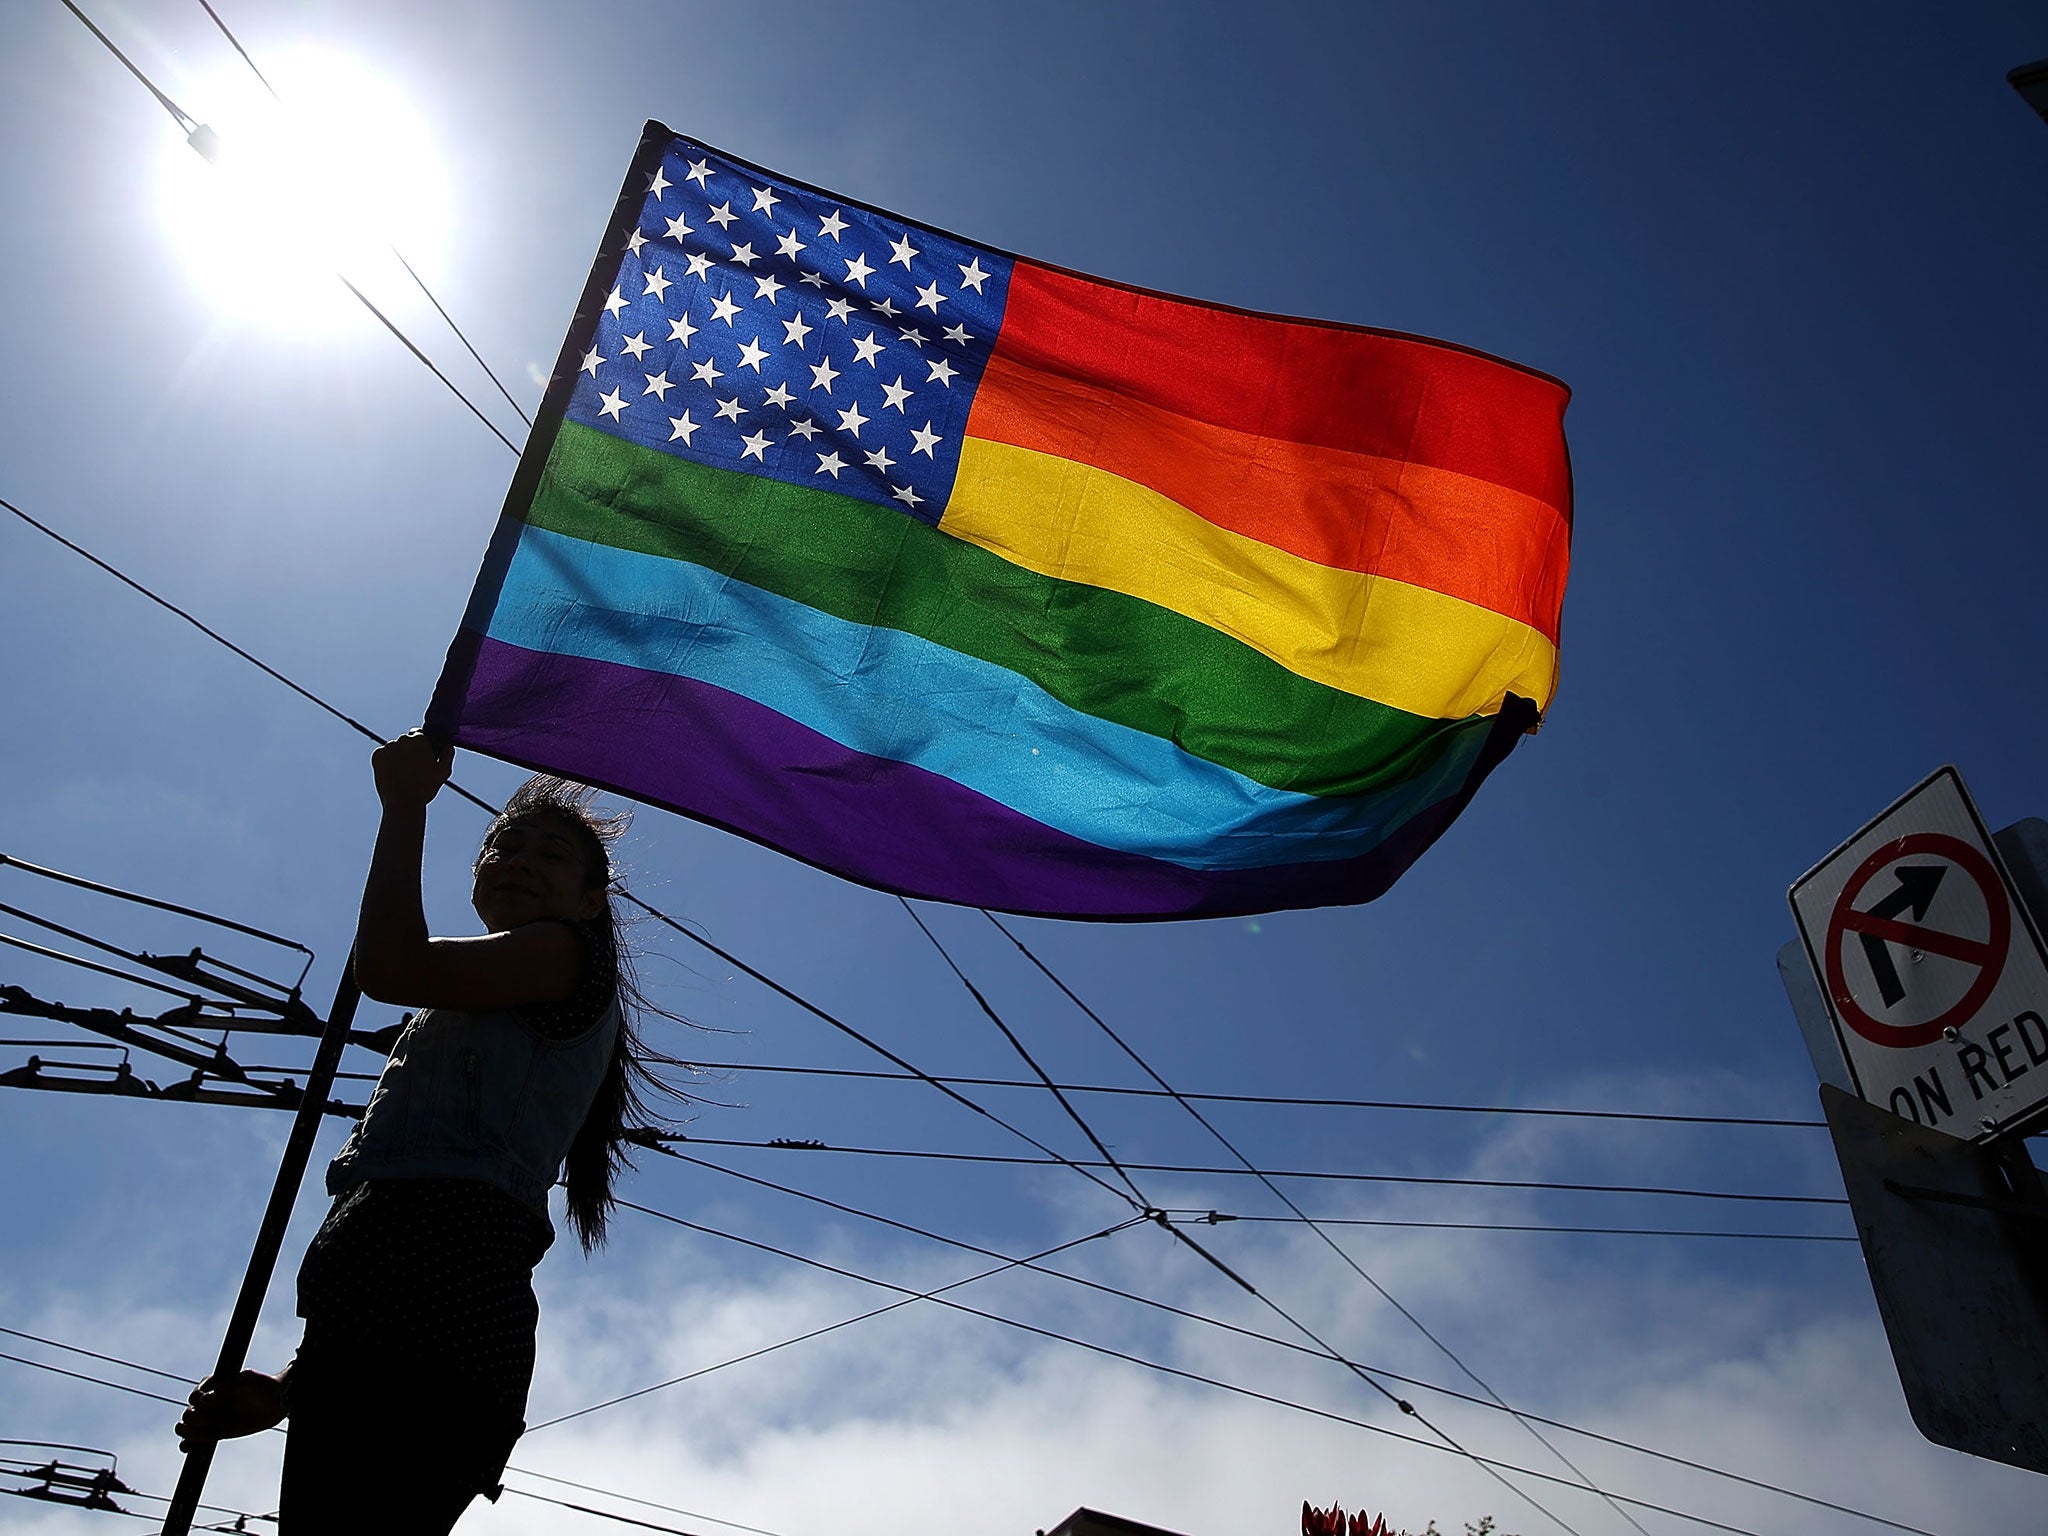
{"left": 163, "top": 124, "right": 665, "bottom": 1534}
{"left": 159, "top": 950, "right": 363, "bottom": 1536}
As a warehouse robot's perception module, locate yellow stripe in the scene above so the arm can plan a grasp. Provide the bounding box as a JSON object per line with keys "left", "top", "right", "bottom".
{"left": 943, "top": 437, "right": 1559, "bottom": 719}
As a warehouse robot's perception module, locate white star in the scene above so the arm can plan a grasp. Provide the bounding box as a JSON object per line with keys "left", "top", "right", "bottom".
{"left": 728, "top": 240, "right": 759, "bottom": 268}
{"left": 897, "top": 325, "right": 928, "bottom": 349}
{"left": 667, "top": 313, "right": 699, "bottom": 346}
{"left": 598, "top": 387, "right": 628, "bottom": 419}
{"left": 643, "top": 371, "right": 673, "bottom": 399}
{"left": 891, "top": 483, "right": 924, "bottom": 510}
{"left": 685, "top": 251, "right": 715, "bottom": 281}
{"left": 762, "top": 381, "right": 795, "bottom": 409}
{"left": 580, "top": 346, "right": 606, "bottom": 376}
{"left": 814, "top": 450, "right": 847, "bottom": 478}
{"left": 880, "top": 376, "right": 913, "bottom": 411}
{"left": 709, "top": 292, "right": 742, "bottom": 325}
{"left": 685, "top": 158, "right": 714, "bottom": 187}
{"left": 715, "top": 395, "right": 745, "bottom": 422}
{"left": 843, "top": 252, "right": 874, "bottom": 288}
{"left": 776, "top": 228, "right": 807, "bottom": 260}
{"left": 943, "top": 323, "right": 972, "bottom": 345}
{"left": 889, "top": 234, "right": 919, "bottom": 269}
{"left": 825, "top": 297, "right": 855, "bottom": 323}
{"left": 787, "top": 417, "right": 820, "bottom": 441}
{"left": 707, "top": 201, "right": 738, "bottom": 229}
{"left": 817, "top": 209, "right": 847, "bottom": 241}
{"left": 870, "top": 296, "right": 900, "bottom": 319}
{"left": 668, "top": 410, "right": 699, "bottom": 444}
{"left": 851, "top": 332, "right": 885, "bottom": 367}
{"left": 797, "top": 269, "right": 827, "bottom": 288}
{"left": 957, "top": 257, "right": 990, "bottom": 293}
{"left": 782, "top": 312, "right": 813, "bottom": 348}
{"left": 753, "top": 273, "right": 784, "bottom": 304}
{"left": 647, "top": 166, "right": 671, "bottom": 200}
{"left": 864, "top": 444, "right": 895, "bottom": 472}
{"left": 914, "top": 281, "right": 947, "bottom": 313}
{"left": 603, "top": 286, "right": 629, "bottom": 319}
{"left": 926, "top": 357, "right": 957, "bottom": 387}
{"left": 642, "top": 266, "right": 671, "bottom": 302}
{"left": 736, "top": 337, "right": 769, "bottom": 372}
{"left": 740, "top": 429, "right": 772, "bottom": 461}
{"left": 691, "top": 357, "right": 724, "bottom": 386}
{"left": 663, "top": 212, "right": 693, "bottom": 242}
{"left": 626, "top": 227, "right": 648, "bottom": 256}
{"left": 751, "top": 186, "right": 780, "bottom": 216}
{"left": 911, "top": 421, "right": 942, "bottom": 457}
{"left": 836, "top": 401, "right": 869, "bottom": 438}
{"left": 620, "top": 330, "right": 652, "bottom": 361}
{"left": 809, "top": 356, "right": 840, "bottom": 393}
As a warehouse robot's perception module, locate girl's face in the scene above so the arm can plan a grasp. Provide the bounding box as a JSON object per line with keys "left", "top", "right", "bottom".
{"left": 472, "top": 813, "right": 604, "bottom": 933}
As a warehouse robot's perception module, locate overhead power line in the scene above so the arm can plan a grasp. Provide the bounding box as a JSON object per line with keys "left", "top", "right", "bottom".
{"left": 0, "top": 1330, "right": 782, "bottom": 1536}
{"left": 55, "top": 0, "right": 197, "bottom": 130}
{"left": 681, "top": 1057, "right": 1826, "bottom": 1129}
{"left": 611, "top": 1169, "right": 1867, "bottom": 1529}
{"left": 897, "top": 907, "right": 1585, "bottom": 1536}
{"left": 196, "top": 0, "right": 538, "bottom": 433}
{"left": 1, "top": 1296, "right": 1941, "bottom": 1536}
{"left": 504, "top": 1468, "right": 793, "bottom": 1536}
{"left": 1193, "top": 1213, "right": 1855, "bottom": 1242}
{"left": 652, "top": 1133, "right": 1851, "bottom": 1205}
{"left": 624, "top": 1203, "right": 1930, "bottom": 1536}
{"left": 60, "top": 1, "right": 525, "bottom": 455}
{"left": 900, "top": 899, "right": 1149, "bottom": 1211}
{"left": 527, "top": 1212, "right": 1145, "bottom": 1432}
{"left": 980, "top": 914, "right": 1650, "bottom": 1536}
{"left": 643, "top": 1148, "right": 1850, "bottom": 1453}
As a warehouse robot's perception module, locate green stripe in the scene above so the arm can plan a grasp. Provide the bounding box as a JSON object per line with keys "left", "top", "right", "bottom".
{"left": 528, "top": 420, "right": 1474, "bottom": 797}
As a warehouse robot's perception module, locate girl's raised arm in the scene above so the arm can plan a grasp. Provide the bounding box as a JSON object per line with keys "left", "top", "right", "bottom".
{"left": 353, "top": 732, "right": 584, "bottom": 1011}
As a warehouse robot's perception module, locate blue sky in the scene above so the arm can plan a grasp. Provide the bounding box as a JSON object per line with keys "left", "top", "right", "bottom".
{"left": 4, "top": 3, "right": 2047, "bottom": 1533}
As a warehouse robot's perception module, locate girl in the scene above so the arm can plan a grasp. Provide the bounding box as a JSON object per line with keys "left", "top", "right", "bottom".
{"left": 178, "top": 731, "right": 669, "bottom": 1533}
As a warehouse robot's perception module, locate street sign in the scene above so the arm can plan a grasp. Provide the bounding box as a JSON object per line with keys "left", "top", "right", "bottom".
{"left": 1791, "top": 767, "right": 2048, "bottom": 1142}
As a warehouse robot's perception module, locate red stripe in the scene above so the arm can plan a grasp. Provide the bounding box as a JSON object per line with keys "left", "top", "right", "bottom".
{"left": 992, "top": 262, "right": 1572, "bottom": 515}
{"left": 965, "top": 352, "right": 1571, "bottom": 640}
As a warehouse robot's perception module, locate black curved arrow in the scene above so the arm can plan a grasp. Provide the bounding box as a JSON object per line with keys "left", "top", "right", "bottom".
{"left": 1858, "top": 865, "right": 1948, "bottom": 1009}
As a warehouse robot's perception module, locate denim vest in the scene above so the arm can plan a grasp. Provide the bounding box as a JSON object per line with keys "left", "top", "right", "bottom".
{"left": 326, "top": 995, "right": 620, "bottom": 1223}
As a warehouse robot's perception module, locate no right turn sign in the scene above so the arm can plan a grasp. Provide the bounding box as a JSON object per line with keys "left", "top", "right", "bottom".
{"left": 1791, "top": 768, "right": 2048, "bottom": 1141}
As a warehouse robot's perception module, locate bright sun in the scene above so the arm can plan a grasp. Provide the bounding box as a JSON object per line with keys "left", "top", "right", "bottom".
{"left": 154, "top": 47, "right": 451, "bottom": 335}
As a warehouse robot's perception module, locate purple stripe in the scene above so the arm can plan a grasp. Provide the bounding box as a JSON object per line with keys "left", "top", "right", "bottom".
{"left": 448, "top": 637, "right": 1510, "bottom": 920}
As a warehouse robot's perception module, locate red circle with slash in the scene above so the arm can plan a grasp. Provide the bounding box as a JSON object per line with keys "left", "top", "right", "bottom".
{"left": 1825, "top": 833, "right": 2009, "bottom": 1049}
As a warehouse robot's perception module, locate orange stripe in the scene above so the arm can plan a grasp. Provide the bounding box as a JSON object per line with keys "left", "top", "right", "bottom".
{"left": 965, "top": 349, "right": 1571, "bottom": 643}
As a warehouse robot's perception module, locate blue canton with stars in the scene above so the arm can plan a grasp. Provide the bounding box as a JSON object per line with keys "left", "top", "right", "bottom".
{"left": 563, "top": 139, "right": 1014, "bottom": 527}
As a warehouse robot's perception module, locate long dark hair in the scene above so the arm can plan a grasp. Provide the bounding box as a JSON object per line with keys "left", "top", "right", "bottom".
{"left": 486, "top": 776, "right": 689, "bottom": 1253}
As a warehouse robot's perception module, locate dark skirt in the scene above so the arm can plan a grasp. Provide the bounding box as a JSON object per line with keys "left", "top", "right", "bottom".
{"left": 291, "top": 1177, "right": 554, "bottom": 1508}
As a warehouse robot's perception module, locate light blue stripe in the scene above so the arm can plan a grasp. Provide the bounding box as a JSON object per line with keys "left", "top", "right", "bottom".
{"left": 483, "top": 525, "right": 1486, "bottom": 871}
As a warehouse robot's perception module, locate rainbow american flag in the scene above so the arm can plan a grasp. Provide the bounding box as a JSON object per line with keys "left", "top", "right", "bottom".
{"left": 427, "top": 124, "right": 1572, "bottom": 920}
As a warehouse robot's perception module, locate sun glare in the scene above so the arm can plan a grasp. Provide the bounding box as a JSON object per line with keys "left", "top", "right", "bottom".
{"left": 155, "top": 48, "right": 451, "bottom": 335}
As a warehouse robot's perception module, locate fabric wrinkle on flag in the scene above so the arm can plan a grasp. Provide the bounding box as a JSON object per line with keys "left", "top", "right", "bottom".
{"left": 428, "top": 122, "right": 1573, "bottom": 919}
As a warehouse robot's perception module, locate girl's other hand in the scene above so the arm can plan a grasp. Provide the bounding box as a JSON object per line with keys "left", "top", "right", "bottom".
{"left": 176, "top": 1369, "right": 287, "bottom": 1449}
{"left": 372, "top": 731, "right": 453, "bottom": 809}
